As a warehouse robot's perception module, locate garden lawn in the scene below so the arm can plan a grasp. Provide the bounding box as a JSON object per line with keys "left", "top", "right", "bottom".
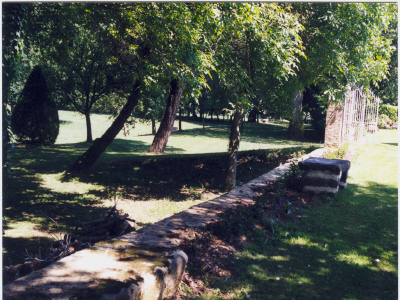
{"left": 197, "top": 129, "right": 398, "bottom": 300}
{"left": 2, "top": 111, "right": 320, "bottom": 266}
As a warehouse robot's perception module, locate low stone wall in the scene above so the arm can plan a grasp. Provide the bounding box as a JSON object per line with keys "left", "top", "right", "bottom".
{"left": 3, "top": 148, "right": 324, "bottom": 300}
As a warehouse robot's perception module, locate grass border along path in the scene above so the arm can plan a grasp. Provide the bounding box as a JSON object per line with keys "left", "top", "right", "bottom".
{"left": 193, "top": 129, "right": 397, "bottom": 300}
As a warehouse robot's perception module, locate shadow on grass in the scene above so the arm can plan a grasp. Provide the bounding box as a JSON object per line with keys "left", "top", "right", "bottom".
{"left": 3, "top": 236, "right": 56, "bottom": 267}
{"left": 204, "top": 182, "right": 398, "bottom": 300}
{"left": 71, "top": 147, "right": 312, "bottom": 202}
{"left": 3, "top": 170, "right": 112, "bottom": 265}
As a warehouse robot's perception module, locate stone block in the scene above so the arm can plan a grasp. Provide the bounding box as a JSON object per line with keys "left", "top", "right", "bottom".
{"left": 3, "top": 243, "right": 188, "bottom": 300}
{"left": 299, "top": 157, "right": 350, "bottom": 197}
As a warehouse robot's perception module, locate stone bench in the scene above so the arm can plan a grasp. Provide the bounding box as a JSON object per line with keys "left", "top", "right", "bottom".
{"left": 298, "top": 157, "right": 351, "bottom": 197}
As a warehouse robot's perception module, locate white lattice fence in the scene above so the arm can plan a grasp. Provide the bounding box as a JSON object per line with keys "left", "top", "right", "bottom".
{"left": 341, "top": 87, "right": 380, "bottom": 146}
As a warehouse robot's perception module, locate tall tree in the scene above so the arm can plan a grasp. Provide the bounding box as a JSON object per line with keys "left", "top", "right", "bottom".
{"left": 370, "top": 8, "right": 398, "bottom": 105}
{"left": 148, "top": 79, "right": 183, "bottom": 153}
{"left": 26, "top": 3, "right": 130, "bottom": 142}
{"left": 213, "top": 3, "right": 305, "bottom": 191}
{"left": 2, "top": 2, "right": 29, "bottom": 204}
{"left": 286, "top": 3, "right": 395, "bottom": 137}
{"left": 69, "top": 3, "right": 217, "bottom": 171}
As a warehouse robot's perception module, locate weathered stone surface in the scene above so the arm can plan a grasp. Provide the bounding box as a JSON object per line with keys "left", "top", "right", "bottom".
{"left": 3, "top": 246, "right": 187, "bottom": 300}
{"left": 324, "top": 103, "right": 344, "bottom": 148}
{"left": 298, "top": 157, "right": 351, "bottom": 197}
{"left": 303, "top": 185, "right": 339, "bottom": 196}
{"left": 303, "top": 175, "right": 342, "bottom": 188}
{"left": 299, "top": 157, "right": 350, "bottom": 175}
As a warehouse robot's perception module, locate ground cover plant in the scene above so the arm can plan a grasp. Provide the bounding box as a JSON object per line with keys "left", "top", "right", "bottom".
{"left": 176, "top": 129, "right": 398, "bottom": 299}
{"left": 2, "top": 111, "right": 320, "bottom": 281}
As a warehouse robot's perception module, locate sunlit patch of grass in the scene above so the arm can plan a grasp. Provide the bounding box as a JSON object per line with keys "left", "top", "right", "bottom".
{"left": 98, "top": 198, "right": 205, "bottom": 229}
{"left": 40, "top": 173, "right": 103, "bottom": 195}
{"left": 336, "top": 251, "right": 372, "bottom": 266}
{"left": 269, "top": 255, "right": 290, "bottom": 262}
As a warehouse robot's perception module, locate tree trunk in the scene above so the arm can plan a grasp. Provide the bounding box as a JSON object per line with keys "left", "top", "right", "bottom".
{"left": 68, "top": 80, "right": 142, "bottom": 173}
{"left": 192, "top": 103, "right": 198, "bottom": 120}
{"left": 148, "top": 79, "right": 183, "bottom": 154}
{"left": 288, "top": 90, "right": 304, "bottom": 139}
{"left": 179, "top": 108, "right": 182, "bottom": 131}
{"left": 248, "top": 107, "right": 258, "bottom": 123}
{"left": 223, "top": 109, "right": 245, "bottom": 192}
{"left": 151, "top": 118, "right": 156, "bottom": 135}
{"left": 84, "top": 111, "right": 93, "bottom": 142}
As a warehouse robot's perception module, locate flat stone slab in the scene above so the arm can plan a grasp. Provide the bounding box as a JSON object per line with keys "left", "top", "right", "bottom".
{"left": 298, "top": 157, "right": 350, "bottom": 175}
{"left": 299, "top": 157, "right": 351, "bottom": 196}
{"left": 3, "top": 148, "right": 325, "bottom": 300}
{"left": 3, "top": 245, "right": 188, "bottom": 300}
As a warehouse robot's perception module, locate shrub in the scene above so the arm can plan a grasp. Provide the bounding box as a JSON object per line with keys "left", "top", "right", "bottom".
{"left": 379, "top": 104, "right": 398, "bottom": 123}
{"left": 378, "top": 114, "right": 394, "bottom": 129}
{"left": 275, "top": 162, "right": 304, "bottom": 192}
{"left": 324, "top": 142, "right": 349, "bottom": 160}
{"left": 11, "top": 66, "right": 59, "bottom": 144}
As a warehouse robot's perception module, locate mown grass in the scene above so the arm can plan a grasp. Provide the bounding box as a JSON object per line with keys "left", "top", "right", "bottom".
{"left": 193, "top": 129, "right": 398, "bottom": 300}
{"left": 3, "top": 111, "right": 320, "bottom": 266}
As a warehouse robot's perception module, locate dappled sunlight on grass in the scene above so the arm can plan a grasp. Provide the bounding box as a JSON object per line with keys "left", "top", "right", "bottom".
{"left": 98, "top": 198, "right": 206, "bottom": 230}
{"left": 40, "top": 173, "right": 103, "bottom": 195}
{"left": 336, "top": 252, "right": 372, "bottom": 266}
{"left": 193, "top": 130, "right": 397, "bottom": 299}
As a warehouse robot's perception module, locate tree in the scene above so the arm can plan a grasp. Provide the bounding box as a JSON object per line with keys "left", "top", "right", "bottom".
{"left": 2, "top": 2, "right": 29, "bottom": 204}
{"left": 302, "top": 85, "right": 326, "bottom": 141}
{"left": 286, "top": 3, "right": 395, "bottom": 137}
{"left": 148, "top": 79, "right": 183, "bottom": 153}
{"left": 69, "top": 3, "right": 217, "bottom": 171}
{"left": 68, "top": 80, "right": 142, "bottom": 172}
{"left": 25, "top": 3, "right": 130, "bottom": 142}
{"left": 50, "top": 28, "right": 125, "bottom": 142}
{"left": 213, "top": 3, "right": 304, "bottom": 191}
{"left": 370, "top": 9, "right": 398, "bottom": 105}
{"left": 11, "top": 66, "right": 59, "bottom": 144}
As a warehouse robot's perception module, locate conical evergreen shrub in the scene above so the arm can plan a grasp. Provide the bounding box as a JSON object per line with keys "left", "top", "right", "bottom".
{"left": 11, "top": 66, "right": 59, "bottom": 144}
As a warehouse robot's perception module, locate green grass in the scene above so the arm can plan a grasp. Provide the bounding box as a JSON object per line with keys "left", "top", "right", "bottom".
{"left": 3, "top": 111, "right": 320, "bottom": 266}
{"left": 195, "top": 129, "right": 398, "bottom": 300}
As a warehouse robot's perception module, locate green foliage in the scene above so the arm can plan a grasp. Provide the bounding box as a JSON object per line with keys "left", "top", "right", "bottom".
{"left": 290, "top": 3, "right": 395, "bottom": 105}
{"left": 379, "top": 104, "right": 398, "bottom": 123}
{"left": 302, "top": 85, "right": 327, "bottom": 141}
{"left": 11, "top": 66, "right": 59, "bottom": 144}
{"left": 276, "top": 162, "right": 304, "bottom": 192}
{"left": 370, "top": 9, "right": 398, "bottom": 106}
{"left": 378, "top": 114, "right": 395, "bottom": 129}
{"left": 324, "top": 143, "right": 350, "bottom": 160}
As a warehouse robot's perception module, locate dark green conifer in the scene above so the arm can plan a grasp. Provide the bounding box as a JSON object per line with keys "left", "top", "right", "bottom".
{"left": 11, "top": 66, "right": 59, "bottom": 144}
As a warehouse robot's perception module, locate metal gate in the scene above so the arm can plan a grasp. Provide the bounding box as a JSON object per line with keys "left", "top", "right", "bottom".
{"left": 341, "top": 87, "right": 380, "bottom": 146}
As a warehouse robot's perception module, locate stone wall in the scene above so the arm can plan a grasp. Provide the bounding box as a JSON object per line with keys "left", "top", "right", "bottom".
{"left": 324, "top": 103, "right": 343, "bottom": 148}
{"left": 3, "top": 148, "right": 325, "bottom": 300}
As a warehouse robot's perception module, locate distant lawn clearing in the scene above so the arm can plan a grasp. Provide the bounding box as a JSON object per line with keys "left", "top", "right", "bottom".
{"left": 56, "top": 110, "right": 320, "bottom": 156}
{"left": 3, "top": 111, "right": 321, "bottom": 266}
